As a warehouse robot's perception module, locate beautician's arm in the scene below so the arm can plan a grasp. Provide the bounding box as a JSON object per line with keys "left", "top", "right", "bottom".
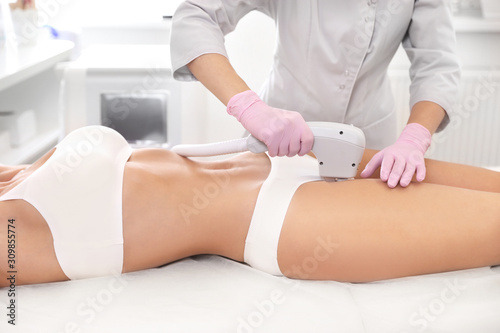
{"left": 187, "top": 53, "right": 250, "bottom": 106}
{"left": 407, "top": 101, "right": 446, "bottom": 135}
{"left": 361, "top": 0, "right": 459, "bottom": 188}
{"left": 173, "top": 1, "right": 312, "bottom": 157}
{"left": 187, "top": 53, "right": 313, "bottom": 157}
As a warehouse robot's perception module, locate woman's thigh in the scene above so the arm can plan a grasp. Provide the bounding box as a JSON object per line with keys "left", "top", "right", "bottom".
{"left": 0, "top": 200, "right": 68, "bottom": 286}
{"left": 358, "top": 149, "right": 500, "bottom": 192}
{"left": 277, "top": 179, "right": 500, "bottom": 282}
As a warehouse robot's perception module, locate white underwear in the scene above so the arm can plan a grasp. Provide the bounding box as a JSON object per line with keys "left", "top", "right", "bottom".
{"left": 0, "top": 126, "right": 132, "bottom": 280}
{"left": 244, "top": 153, "right": 323, "bottom": 275}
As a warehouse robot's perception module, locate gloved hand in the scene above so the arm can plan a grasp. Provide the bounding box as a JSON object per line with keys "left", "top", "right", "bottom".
{"left": 360, "top": 123, "right": 432, "bottom": 188}
{"left": 226, "top": 90, "right": 314, "bottom": 157}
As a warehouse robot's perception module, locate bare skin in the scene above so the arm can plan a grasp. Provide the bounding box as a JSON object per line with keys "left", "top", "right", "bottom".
{"left": 0, "top": 147, "right": 500, "bottom": 287}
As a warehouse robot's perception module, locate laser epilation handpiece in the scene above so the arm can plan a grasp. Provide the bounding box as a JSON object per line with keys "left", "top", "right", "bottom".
{"left": 171, "top": 122, "right": 366, "bottom": 181}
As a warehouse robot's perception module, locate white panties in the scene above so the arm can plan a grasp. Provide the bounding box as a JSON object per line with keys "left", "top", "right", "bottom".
{"left": 244, "top": 153, "right": 323, "bottom": 275}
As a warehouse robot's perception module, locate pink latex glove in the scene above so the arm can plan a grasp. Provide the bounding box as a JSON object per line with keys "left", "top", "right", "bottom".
{"left": 227, "top": 90, "right": 314, "bottom": 157}
{"left": 360, "top": 123, "right": 432, "bottom": 188}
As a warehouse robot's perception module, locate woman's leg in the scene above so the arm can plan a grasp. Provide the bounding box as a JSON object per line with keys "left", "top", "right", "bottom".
{"left": 278, "top": 179, "right": 500, "bottom": 282}
{"left": 357, "top": 149, "right": 500, "bottom": 192}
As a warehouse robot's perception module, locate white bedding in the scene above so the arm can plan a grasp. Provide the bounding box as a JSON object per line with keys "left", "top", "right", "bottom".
{"left": 1, "top": 255, "right": 499, "bottom": 333}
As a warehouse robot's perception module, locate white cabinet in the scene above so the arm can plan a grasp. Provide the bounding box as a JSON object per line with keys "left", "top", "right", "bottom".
{"left": 0, "top": 40, "right": 73, "bottom": 164}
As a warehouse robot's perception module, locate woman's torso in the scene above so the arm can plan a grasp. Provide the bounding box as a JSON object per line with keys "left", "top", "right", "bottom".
{"left": 0, "top": 148, "right": 271, "bottom": 286}
{"left": 120, "top": 149, "right": 271, "bottom": 273}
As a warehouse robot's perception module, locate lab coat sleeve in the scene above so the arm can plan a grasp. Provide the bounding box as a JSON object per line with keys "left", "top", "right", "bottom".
{"left": 170, "top": 0, "right": 274, "bottom": 81}
{"left": 402, "top": 0, "right": 461, "bottom": 132}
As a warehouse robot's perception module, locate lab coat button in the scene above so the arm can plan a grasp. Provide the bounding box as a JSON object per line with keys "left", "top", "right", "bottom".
{"left": 339, "top": 84, "right": 346, "bottom": 90}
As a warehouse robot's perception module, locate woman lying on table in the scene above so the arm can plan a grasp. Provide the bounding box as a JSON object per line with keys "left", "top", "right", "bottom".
{"left": 0, "top": 125, "right": 499, "bottom": 286}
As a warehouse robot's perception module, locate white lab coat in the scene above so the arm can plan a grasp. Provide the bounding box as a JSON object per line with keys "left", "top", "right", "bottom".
{"left": 170, "top": 0, "right": 460, "bottom": 149}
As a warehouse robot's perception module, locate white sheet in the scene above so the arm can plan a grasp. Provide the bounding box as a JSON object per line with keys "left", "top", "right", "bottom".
{"left": 1, "top": 256, "right": 499, "bottom": 333}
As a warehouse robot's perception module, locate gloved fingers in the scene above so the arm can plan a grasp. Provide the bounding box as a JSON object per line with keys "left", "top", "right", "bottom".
{"left": 379, "top": 153, "right": 396, "bottom": 182}
{"left": 283, "top": 120, "right": 304, "bottom": 157}
{"left": 257, "top": 127, "right": 278, "bottom": 157}
{"left": 297, "top": 126, "right": 314, "bottom": 156}
{"left": 264, "top": 136, "right": 280, "bottom": 157}
{"left": 271, "top": 118, "right": 287, "bottom": 157}
{"left": 267, "top": 113, "right": 291, "bottom": 157}
{"left": 234, "top": 98, "right": 313, "bottom": 157}
{"left": 266, "top": 145, "right": 279, "bottom": 157}
{"left": 277, "top": 134, "right": 290, "bottom": 157}
{"left": 261, "top": 116, "right": 291, "bottom": 157}
{"left": 360, "top": 150, "right": 385, "bottom": 178}
{"left": 270, "top": 112, "right": 312, "bottom": 157}
{"left": 287, "top": 131, "right": 302, "bottom": 157}
{"left": 415, "top": 160, "right": 427, "bottom": 182}
{"left": 284, "top": 112, "right": 312, "bottom": 157}
{"left": 407, "top": 150, "right": 426, "bottom": 182}
{"left": 399, "top": 163, "right": 416, "bottom": 187}
{"left": 386, "top": 155, "right": 406, "bottom": 188}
